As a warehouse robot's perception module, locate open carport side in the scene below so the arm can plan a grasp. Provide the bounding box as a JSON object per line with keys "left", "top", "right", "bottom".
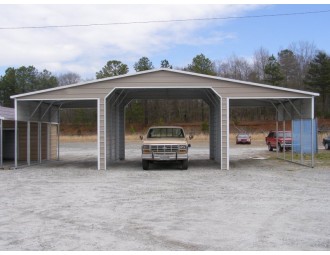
{"left": 10, "top": 68, "right": 319, "bottom": 170}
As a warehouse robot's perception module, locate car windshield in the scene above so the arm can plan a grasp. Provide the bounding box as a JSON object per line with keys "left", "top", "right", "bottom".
{"left": 277, "top": 132, "right": 292, "bottom": 138}
{"left": 147, "top": 128, "right": 185, "bottom": 138}
{"left": 238, "top": 134, "right": 249, "bottom": 138}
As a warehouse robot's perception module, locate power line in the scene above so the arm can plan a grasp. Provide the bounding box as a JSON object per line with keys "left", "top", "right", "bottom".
{"left": 1, "top": 9, "right": 330, "bottom": 30}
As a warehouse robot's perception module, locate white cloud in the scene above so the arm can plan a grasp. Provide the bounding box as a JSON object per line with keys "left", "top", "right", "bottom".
{"left": 0, "top": 4, "right": 262, "bottom": 78}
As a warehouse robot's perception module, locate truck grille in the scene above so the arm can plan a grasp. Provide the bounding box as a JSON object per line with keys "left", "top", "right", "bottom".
{"left": 150, "top": 144, "right": 179, "bottom": 153}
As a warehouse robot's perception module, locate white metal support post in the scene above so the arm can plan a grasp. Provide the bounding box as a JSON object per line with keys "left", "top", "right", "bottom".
{"left": 47, "top": 123, "right": 50, "bottom": 160}
{"left": 38, "top": 122, "right": 41, "bottom": 163}
{"left": 0, "top": 118, "right": 2, "bottom": 168}
{"left": 14, "top": 100, "right": 18, "bottom": 168}
{"left": 27, "top": 121, "right": 30, "bottom": 166}
{"left": 311, "top": 97, "right": 315, "bottom": 167}
{"left": 57, "top": 105, "right": 61, "bottom": 161}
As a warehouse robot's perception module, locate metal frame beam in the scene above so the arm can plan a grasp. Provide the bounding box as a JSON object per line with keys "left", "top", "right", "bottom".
{"left": 0, "top": 119, "right": 2, "bottom": 168}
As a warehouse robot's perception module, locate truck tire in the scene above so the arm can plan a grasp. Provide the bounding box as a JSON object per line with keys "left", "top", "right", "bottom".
{"left": 268, "top": 143, "right": 273, "bottom": 151}
{"left": 142, "top": 160, "right": 149, "bottom": 170}
{"left": 181, "top": 160, "right": 188, "bottom": 170}
{"left": 278, "top": 143, "right": 283, "bottom": 152}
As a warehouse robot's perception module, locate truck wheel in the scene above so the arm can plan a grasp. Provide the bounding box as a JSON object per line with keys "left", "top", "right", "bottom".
{"left": 326, "top": 143, "right": 329, "bottom": 150}
{"left": 142, "top": 160, "right": 149, "bottom": 170}
{"left": 181, "top": 160, "right": 188, "bottom": 170}
{"left": 268, "top": 144, "right": 273, "bottom": 151}
{"left": 278, "top": 143, "right": 283, "bottom": 152}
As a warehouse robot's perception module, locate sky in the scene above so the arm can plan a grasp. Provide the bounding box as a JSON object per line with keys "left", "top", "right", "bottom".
{"left": 0, "top": 3, "right": 330, "bottom": 80}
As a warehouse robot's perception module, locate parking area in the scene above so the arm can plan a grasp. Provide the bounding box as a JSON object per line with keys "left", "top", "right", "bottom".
{"left": 0, "top": 141, "right": 330, "bottom": 250}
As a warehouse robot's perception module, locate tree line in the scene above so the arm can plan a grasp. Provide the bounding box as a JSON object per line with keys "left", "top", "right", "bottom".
{"left": 0, "top": 41, "right": 329, "bottom": 132}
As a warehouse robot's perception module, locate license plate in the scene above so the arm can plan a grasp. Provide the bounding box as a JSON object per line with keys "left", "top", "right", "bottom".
{"left": 160, "top": 155, "right": 169, "bottom": 160}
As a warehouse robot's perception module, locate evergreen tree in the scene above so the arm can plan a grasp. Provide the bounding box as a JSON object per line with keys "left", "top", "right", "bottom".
{"left": 186, "top": 54, "right": 216, "bottom": 75}
{"left": 96, "top": 60, "right": 129, "bottom": 79}
{"left": 0, "top": 66, "right": 58, "bottom": 107}
{"left": 278, "top": 49, "right": 299, "bottom": 88}
{"left": 264, "top": 55, "right": 284, "bottom": 86}
{"left": 160, "top": 59, "right": 172, "bottom": 69}
{"left": 134, "top": 57, "right": 154, "bottom": 72}
{"left": 304, "top": 51, "right": 330, "bottom": 117}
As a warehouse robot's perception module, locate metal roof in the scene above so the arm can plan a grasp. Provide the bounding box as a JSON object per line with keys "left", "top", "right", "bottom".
{"left": 11, "top": 68, "right": 320, "bottom": 99}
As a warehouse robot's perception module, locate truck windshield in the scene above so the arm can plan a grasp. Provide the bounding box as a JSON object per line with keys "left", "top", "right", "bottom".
{"left": 147, "top": 128, "right": 185, "bottom": 138}
{"left": 277, "top": 132, "right": 292, "bottom": 138}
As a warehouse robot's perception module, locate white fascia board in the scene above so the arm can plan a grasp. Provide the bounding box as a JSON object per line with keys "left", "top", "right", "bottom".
{"left": 228, "top": 96, "right": 314, "bottom": 99}
{"left": 15, "top": 98, "right": 99, "bottom": 101}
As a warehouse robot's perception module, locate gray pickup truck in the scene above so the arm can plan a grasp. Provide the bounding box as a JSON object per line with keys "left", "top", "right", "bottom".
{"left": 140, "top": 126, "right": 193, "bottom": 170}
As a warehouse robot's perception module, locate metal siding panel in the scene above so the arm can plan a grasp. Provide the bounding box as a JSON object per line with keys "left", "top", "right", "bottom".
{"left": 50, "top": 124, "right": 58, "bottom": 160}
{"left": 221, "top": 98, "right": 228, "bottom": 170}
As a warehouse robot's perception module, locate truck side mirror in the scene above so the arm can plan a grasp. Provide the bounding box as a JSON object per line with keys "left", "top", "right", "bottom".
{"left": 139, "top": 135, "right": 143, "bottom": 140}
{"left": 189, "top": 135, "right": 194, "bottom": 140}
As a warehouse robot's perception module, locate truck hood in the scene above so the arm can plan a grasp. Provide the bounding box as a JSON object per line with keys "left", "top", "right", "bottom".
{"left": 143, "top": 138, "right": 188, "bottom": 145}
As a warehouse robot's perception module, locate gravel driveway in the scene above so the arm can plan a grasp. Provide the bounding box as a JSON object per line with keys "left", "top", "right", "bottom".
{"left": 0, "top": 141, "right": 329, "bottom": 250}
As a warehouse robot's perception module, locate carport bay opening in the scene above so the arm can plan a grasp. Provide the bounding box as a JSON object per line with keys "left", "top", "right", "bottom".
{"left": 105, "top": 87, "right": 222, "bottom": 169}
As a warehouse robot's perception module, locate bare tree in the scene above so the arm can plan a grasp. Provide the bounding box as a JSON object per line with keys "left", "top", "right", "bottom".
{"left": 216, "top": 55, "right": 252, "bottom": 81}
{"left": 252, "top": 47, "right": 270, "bottom": 82}
{"left": 289, "top": 41, "right": 317, "bottom": 89}
{"left": 57, "top": 72, "right": 81, "bottom": 86}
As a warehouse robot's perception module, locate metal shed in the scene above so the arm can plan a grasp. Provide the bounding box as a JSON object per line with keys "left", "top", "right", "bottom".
{"left": 10, "top": 69, "right": 319, "bottom": 170}
{"left": 1, "top": 106, "right": 15, "bottom": 168}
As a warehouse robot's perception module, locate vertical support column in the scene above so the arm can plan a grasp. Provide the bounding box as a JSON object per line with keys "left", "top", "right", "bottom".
{"left": 15, "top": 100, "right": 18, "bottom": 168}
{"left": 47, "top": 123, "right": 50, "bottom": 160}
{"left": 300, "top": 118, "right": 303, "bottom": 164}
{"left": 209, "top": 105, "right": 215, "bottom": 160}
{"left": 57, "top": 124, "right": 60, "bottom": 160}
{"left": 98, "top": 98, "right": 106, "bottom": 170}
{"left": 105, "top": 97, "right": 110, "bottom": 168}
{"left": 311, "top": 118, "right": 314, "bottom": 167}
{"left": 38, "top": 122, "right": 41, "bottom": 163}
{"left": 221, "top": 98, "right": 229, "bottom": 170}
{"left": 283, "top": 120, "right": 286, "bottom": 160}
{"left": 0, "top": 119, "right": 2, "bottom": 168}
{"left": 211, "top": 99, "right": 221, "bottom": 165}
{"left": 276, "top": 120, "right": 279, "bottom": 159}
{"left": 115, "top": 103, "right": 120, "bottom": 161}
{"left": 27, "top": 121, "right": 31, "bottom": 166}
{"left": 119, "top": 104, "right": 125, "bottom": 160}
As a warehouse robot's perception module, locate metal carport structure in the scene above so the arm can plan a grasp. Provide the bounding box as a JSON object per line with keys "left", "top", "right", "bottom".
{"left": 10, "top": 69, "right": 319, "bottom": 170}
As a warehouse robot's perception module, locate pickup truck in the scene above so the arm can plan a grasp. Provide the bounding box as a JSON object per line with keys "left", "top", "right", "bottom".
{"left": 265, "top": 131, "right": 292, "bottom": 152}
{"left": 140, "top": 126, "right": 193, "bottom": 170}
{"left": 323, "top": 136, "right": 330, "bottom": 150}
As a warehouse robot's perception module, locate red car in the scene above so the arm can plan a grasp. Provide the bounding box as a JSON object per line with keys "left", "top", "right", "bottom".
{"left": 236, "top": 134, "right": 251, "bottom": 144}
{"left": 265, "top": 131, "right": 292, "bottom": 152}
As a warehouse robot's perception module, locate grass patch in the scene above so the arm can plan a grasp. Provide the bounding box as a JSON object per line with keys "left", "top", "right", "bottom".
{"left": 60, "top": 135, "right": 97, "bottom": 143}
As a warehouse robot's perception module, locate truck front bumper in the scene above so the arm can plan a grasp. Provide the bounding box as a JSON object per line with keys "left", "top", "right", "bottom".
{"left": 142, "top": 152, "right": 188, "bottom": 161}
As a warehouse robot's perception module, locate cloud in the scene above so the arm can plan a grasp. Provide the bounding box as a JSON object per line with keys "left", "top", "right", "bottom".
{"left": 0, "top": 4, "right": 262, "bottom": 78}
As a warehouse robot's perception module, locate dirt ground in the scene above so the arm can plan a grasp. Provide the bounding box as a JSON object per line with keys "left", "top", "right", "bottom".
{"left": 0, "top": 141, "right": 330, "bottom": 251}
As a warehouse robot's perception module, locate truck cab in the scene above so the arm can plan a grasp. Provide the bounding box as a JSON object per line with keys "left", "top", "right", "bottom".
{"left": 140, "top": 126, "right": 192, "bottom": 170}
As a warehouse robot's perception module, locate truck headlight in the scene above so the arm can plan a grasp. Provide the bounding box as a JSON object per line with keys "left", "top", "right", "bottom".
{"left": 142, "top": 145, "right": 150, "bottom": 153}
{"left": 179, "top": 145, "right": 187, "bottom": 150}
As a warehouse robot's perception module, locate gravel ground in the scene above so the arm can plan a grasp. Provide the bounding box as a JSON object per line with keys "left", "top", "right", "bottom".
{"left": 0, "top": 141, "right": 329, "bottom": 250}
